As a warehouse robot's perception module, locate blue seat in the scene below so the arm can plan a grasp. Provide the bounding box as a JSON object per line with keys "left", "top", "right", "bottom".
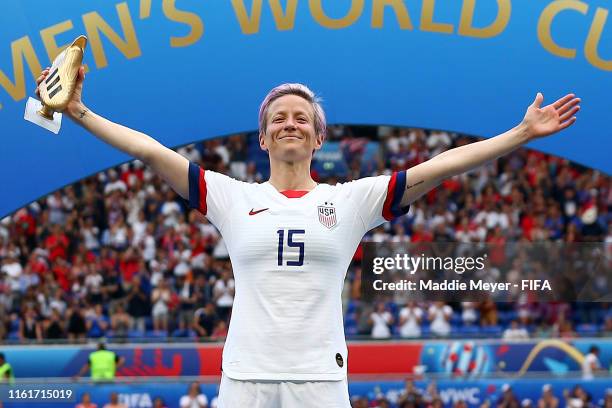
{"left": 576, "top": 324, "right": 599, "bottom": 336}
{"left": 346, "top": 301, "right": 358, "bottom": 314}
{"left": 451, "top": 313, "right": 462, "bottom": 326}
{"left": 87, "top": 329, "right": 106, "bottom": 338}
{"left": 106, "top": 330, "right": 120, "bottom": 339}
{"left": 459, "top": 326, "right": 480, "bottom": 336}
{"left": 345, "top": 322, "right": 358, "bottom": 336}
{"left": 9, "top": 319, "right": 19, "bottom": 332}
{"left": 128, "top": 329, "right": 145, "bottom": 339}
{"left": 171, "top": 328, "right": 187, "bottom": 338}
{"left": 344, "top": 315, "right": 357, "bottom": 326}
{"left": 497, "top": 311, "right": 510, "bottom": 325}
{"left": 481, "top": 325, "right": 502, "bottom": 338}
{"left": 146, "top": 330, "right": 168, "bottom": 339}
{"left": 171, "top": 328, "right": 197, "bottom": 338}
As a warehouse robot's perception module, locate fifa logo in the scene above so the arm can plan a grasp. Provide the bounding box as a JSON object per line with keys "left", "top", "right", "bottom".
{"left": 318, "top": 203, "right": 337, "bottom": 229}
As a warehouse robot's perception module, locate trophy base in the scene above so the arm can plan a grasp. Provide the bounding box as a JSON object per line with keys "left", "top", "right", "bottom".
{"left": 38, "top": 105, "right": 55, "bottom": 120}
{"left": 24, "top": 97, "right": 62, "bottom": 134}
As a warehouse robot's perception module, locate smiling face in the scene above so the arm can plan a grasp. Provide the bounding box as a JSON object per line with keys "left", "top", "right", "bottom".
{"left": 259, "top": 94, "right": 324, "bottom": 163}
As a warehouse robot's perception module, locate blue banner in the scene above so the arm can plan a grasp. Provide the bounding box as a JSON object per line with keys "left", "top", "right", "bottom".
{"left": 2, "top": 379, "right": 611, "bottom": 408}
{"left": 3, "top": 339, "right": 612, "bottom": 378}
{"left": 1, "top": 0, "right": 610, "bottom": 216}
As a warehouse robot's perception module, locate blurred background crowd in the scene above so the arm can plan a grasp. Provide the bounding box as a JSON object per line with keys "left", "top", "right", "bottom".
{"left": 0, "top": 126, "right": 610, "bottom": 344}
{"left": 350, "top": 380, "right": 612, "bottom": 408}
{"left": 69, "top": 380, "right": 612, "bottom": 408}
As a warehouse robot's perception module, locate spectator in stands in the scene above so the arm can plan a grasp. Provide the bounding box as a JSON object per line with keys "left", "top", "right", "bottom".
{"left": 369, "top": 302, "right": 394, "bottom": 339}
{"left": 211, "top": 320, "right": 228, "bottom": 339}
{"left": 84, "top": 265, "right": 104, "bottom": 305}
{"left": 461, "top": 302, "right": 478, "bottom": 326}
{"left": 213, "top": 269, "right": 234, "bottom": 323}
{"left": 45, "top": 224, "right": 69, "bottom": 262}
{"left": 563, "top": 386, "right": 593, "bottom": 408}
{"left": 399, "top": 301, "right": 423, "bottom": 338}
{"left": 582, "top": 345, "right": 602, "bottom": 380}
{"left": 102, "top": 392, "right": 127, "bottom": 408}
{"left": 151, "top": 277, "right": 172, "bottom": 332}
{"left": 0, "top": 305, "right": 7, "bottom": 341}
{"left": 110, "top": 302, "right": 132, "bottom": 338}
{"left": 85, "top": 303, "right": 109, "bottom": 338}
{"left": 398, "top": 379, "right": 423, "bottom": 407}
{"left": 106, "top": 215, "right": 130, "bottom": 252}
{"left": 75, "top": 392, "right": 97, "bottom": 408}
{"left": 480, "top": 299, "right": 499, "bottom": 326}
{"left": 430, "top": 398, "right": 445, "bottom": 408}
{"left": 44, "top": 307, "right": 65, "bottom": 340}
{"left": 125, "top": 276, "right": 149, "bottom": 333}
{"left": 104, "top": 169, "right": 127, "bottom": 195}
{"left": 602, "top": 389, "right": 612, "bottom": 408}
{"left": 101, "top": 267, "right": 124, "bottom": 312}
{"left": 69, "top": 253, "right": 87, "bottom": 284}
{"left": 428, "top": 302, "right": 452, "bottom": 337}
{"left": 1, "top": 253, "right": 22, "bottom": 293}
{"left": 537, "top": 384, "right": 559, "bottom": 408}
{"left": 557, "top": 320, "right": 577, "bottom": 339}
{"left": 80, "top": 217, "right": 100, "bottom": 252}
{"left": 48, "top": 287, "right": 67, "bottom": 316}
{"left": 497, "top": 384, "right": 520, "bottom": 408}
{"left": 15, "top": 269, "right": 36, "bottom": 302}
{"left": 604, "top": 316, "right": 612, "bottom": 334}
{"left": 19, "top": 306, "right": 42, "bottom": 342}
{"left": 152, "top": 397, "right": 168, "bottom": 408}
{"left": 351, "top": 396, "right": 368, "bottom": 408}
{"left": 66, "top": 300, "right": 87, "bottom": 342}
{"left": 503, "top": 320, "right": 529, "bottom": 340}
{"left": 193, "top": 302, "right": 218, "bottom": 338}
{"left": 192, "top": 274, "right": 209, "bottom": 308}
{"left": 424, "top": 381, "right": 441, "bottom": 404}
{"left": 177, "top": 275, "right": 197, "bottom": 330}
{"left": 179, "top": 382, "right": 208, "bottom": 408}
{"left": 372, "top": 393, "right": 391, "bottom": 408}
{"left": 53, "top": 257, "right": 74, "bottom": 292}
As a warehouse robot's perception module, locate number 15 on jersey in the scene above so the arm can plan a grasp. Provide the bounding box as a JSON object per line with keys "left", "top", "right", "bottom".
{"left": 277, "top": 229, "right": 305, "bottom": 266}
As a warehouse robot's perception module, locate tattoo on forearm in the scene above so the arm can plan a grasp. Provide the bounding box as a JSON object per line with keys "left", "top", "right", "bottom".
{"left": 78, "top": 109, "right": 88, "bottom": 119}
{"left": 406, "top": 180, "right": 424, "bottom": 190}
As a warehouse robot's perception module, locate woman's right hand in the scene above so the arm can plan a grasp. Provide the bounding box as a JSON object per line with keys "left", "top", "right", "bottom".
{"left": 35, "top": 65, "right": 86, "bottom": 119}
{"left": 34, "top": 67, "right": 51, "bottom": 100}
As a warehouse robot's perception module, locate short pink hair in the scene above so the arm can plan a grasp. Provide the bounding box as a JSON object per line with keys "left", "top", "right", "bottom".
{"left": 258, "top": 83, "right": 327, "bottom": 139}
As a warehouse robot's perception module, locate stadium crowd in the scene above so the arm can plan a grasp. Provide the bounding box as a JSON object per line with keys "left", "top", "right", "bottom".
{"left": 70, "top": 379, "right": 612, "bottom": 408}
{"left": 0, "top": 126, "right": 610, "bottom": 344}
{"left": 348, "top": 380, "right": 612, "bottom": 408}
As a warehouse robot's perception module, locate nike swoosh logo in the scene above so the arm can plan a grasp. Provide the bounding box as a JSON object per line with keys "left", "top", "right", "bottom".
{"left": 249, "top": 208, "right": 269, "bottom": 216}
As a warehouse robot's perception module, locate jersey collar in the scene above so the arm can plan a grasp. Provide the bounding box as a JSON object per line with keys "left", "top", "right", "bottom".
{"left": 280, "top": 190, "right": 310, "bottom": 198}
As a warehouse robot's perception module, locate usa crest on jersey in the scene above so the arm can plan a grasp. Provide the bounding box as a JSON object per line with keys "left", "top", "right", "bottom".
{"left": 318, "top": 204, "right": 337, "bottom": 229}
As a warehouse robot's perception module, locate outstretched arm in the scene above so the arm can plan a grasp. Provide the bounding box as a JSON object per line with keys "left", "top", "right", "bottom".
{"left": 400, "top": 93, "right": 580, "bottom": 207}
{"left": 74, "top": 362, "right": 90, "bottom": 379}
{"left": 36, "top": 66, "right": 189, "bottom": 199}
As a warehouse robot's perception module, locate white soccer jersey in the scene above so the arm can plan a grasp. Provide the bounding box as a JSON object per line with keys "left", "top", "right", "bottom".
{"left": 188, "top": 162, "right": 410, "bottom": 381}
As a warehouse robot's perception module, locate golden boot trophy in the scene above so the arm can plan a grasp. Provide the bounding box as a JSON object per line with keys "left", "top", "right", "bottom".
{"left": 24, "top": 35, "right": 87, "bottom": 134}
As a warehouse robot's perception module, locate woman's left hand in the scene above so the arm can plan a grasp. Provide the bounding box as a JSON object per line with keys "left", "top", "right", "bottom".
{"left": 521, "top": 93, "right": 581, "bottom": 141}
